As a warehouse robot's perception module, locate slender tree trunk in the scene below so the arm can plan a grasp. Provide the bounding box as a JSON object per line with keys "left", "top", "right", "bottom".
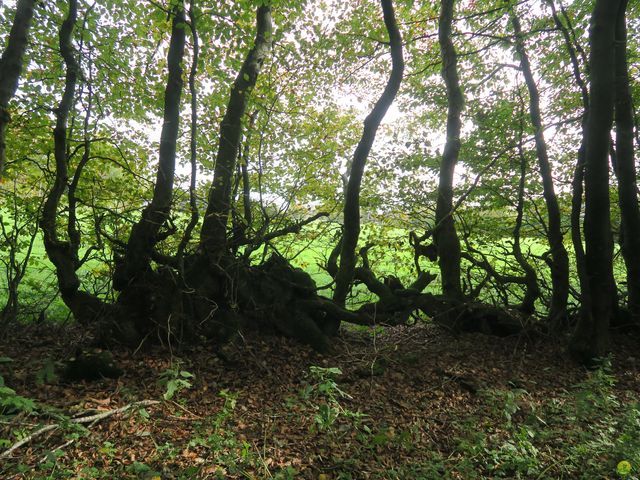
{"left": 434, "top": 0, "right": 463, "bottom": 299}
{"left": 241, "top": 112, "right": 258, "bottom": 228}
{"left": 548, "top": 0, "right": 591, "bottom": 318}
{"left": 0, "top": 0, "right": 36, "bottom": 177}
{"left": 511, "top": 11, "right": 569, "bottom": 329}
{"left": 0, "top": 190, "right": 39, "bottom": 325}
{"left": 333, "top": 0, "right": 404, "bottom": 306}
{"left": 200, "top": 6, "right": 272, "bottom": 264}
{"left": 612, "top": 0, "right": 640, "bottom": 320}
{"left": 113, "top": 1, "right": 186, "bottom": 291}
{"left": 513, "top": 100, "right": 540, "bottom": 314}
{"left": 570, "top": 0, "right": 620, "bottom": 363}
{"left": 177, "top": 2, "right": 200, "bottom": 264}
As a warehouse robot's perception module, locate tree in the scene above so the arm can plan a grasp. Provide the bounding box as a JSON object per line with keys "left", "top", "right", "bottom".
{"left": 434, "top": 0, "right": 463, "bottom": 300}
{"left": 112, "top": 0, "right": 186, "bottom": 291}
{"left": 546, "top": 0, "right": 591, "bottom": 321}
{"left": 510, "top": 7, "right": 569, "bottom": 328}
{"left": 333, "top": 0, "right": 404, "bottom": 306}
{"left": 0, "top": 0, "right": 637, "bottom": 357}
{"left": 612, "top": 0, "right": 640, "bottom": 322}
{"left": 0, "top": 0, "right": 36, "bottom": 177}
{"left": 570, "top": 0, "right": 621, "bottom": 363}
{"left": 40, "top": 0, "right": 105, "bottom": 322}
{"left": 199, "top": 5, "right": 272, "bottom": 265}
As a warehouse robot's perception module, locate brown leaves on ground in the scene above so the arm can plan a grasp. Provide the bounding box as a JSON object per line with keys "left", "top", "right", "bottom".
{"left": 0, "top": 323, "right": 638, "bottom": 479}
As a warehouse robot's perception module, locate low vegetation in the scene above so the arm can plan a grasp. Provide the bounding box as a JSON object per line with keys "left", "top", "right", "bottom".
{"left": 1, "top": 326, "right": 639, "bottom": 479}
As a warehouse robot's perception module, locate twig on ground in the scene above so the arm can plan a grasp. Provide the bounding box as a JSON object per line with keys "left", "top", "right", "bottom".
{"left": 170, "top": 400, "right": 202, "bottom": 419}
{"left": 0, "top": 400, "right": 159, "bottom": 459}
{"left": 38, "top": 438, "right": 75, "bottom": 464}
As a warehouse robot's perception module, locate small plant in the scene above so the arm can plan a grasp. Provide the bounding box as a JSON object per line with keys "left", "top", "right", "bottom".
{"left": 125, "top": 461, "right": 162, "bottom": 478}
{"left": 574, "top": 356, "right": 619, "bottom": 417}
{"left": 158, "top": 359, "right": 194, "bottom": 401}
{"left": 614, "top": 405, "right": 640, "bottom": 474}
{"left": 273, "top": 466, "right": 299, "bottom": 479}
{"left": 301, "top": 366, "right": 366, "bottom": 432}
{"left": 215, "top": 389, "right": 238, "bottom": 426}
{"left": 35, "top": 359, "right": 58, "bottom": 386}
{"left": 0, "top": 372, "right": 36, "bottom": 416}
{"left": 490, "top": 425, "right": 541, "bottom": 478}
{"left": 481, "top": 387, "right": 529, "bottom": 426}
{"left": 563, "top": 359, "right": 640, "bottom": 478}
{"left": 98, "top": 440, "right": 117, "bottom": 459}
{"left": 184, "top": 390, "right": 260, "bottom": 476}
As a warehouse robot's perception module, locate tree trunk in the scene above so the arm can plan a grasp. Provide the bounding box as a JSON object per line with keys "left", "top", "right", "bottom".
{"left": 612, "top": 0, "right": 640, "bottom": 320}
{"left": 0, "top": 0, "right": 36, "bottom": 177}
{"left": 40, "top": 0, "right": 104, "bottom": 323}
{"left": 570, "top": 0, "right": 620, "bottom": 363}
{"left": 177, "top": 2, "right": 200, "bottom": 264}
{"left": 113, "top": 1, "right": 186, "bottom": 291}
{"left": 513, "top": 101, "right": 540, "bottom": 314}
{"left": 199, "top": 6, "right": 272, "bottom": 264}
{"left": 333, "top": 0, "right": 404, "bottom": 306}
{"left": 548, "top": 0, "right": 591, "bottom": 320}
{"left": 511, "top": 11, "right": 569, "bottom": 329}
{"left": 241, "top": 112, "right": 257, "bottom": 228}
{"left": 434, "top": 0, "right": 463, "bottom": 300}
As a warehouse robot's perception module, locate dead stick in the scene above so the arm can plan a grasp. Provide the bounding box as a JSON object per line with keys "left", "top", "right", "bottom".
{"left": 0, "top": 400, "right": 159, "bottom": 459}
{"left": 38, "top": 439, "right": 75, "bottom": 464}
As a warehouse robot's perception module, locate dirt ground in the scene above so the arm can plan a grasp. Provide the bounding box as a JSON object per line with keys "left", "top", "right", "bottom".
{"left": 1, "top": 322, "right": 639, "bottom": 479}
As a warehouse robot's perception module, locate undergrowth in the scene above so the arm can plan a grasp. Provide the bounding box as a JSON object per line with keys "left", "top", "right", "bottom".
{"left": 1, "top": 356, "right": 639, "bottom": 479}
{"left": 449, "top": 357, "right": 640, "bottom": 479}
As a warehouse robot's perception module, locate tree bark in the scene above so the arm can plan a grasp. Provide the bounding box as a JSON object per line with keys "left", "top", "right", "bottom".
{"left": 434, "top": 0, "right": 463, "bottom": 300}
{"left": 113, "top": 1, "right": 186, "bottom": 291}
{"left": 0, "top": 0, "right": 36, "bottom": 177}
{"left": 333, "top": 0, "right": 404, "bottom": 306}
{"left": 511, "top": 11, "right": 569, "bottom": 329}
{"left": 570, "top": 0, "right": 620, "bottom": 363}
{"left": 612, "top": 0, "right": 640, "bottom": 320}
{"left": 200, "top": 6, "right": 272, "bottom": 264}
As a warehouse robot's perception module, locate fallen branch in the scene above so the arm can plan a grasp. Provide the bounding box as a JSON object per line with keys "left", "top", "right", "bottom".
{"left": 0, "top": 399, "right": 159, "bottom": 459}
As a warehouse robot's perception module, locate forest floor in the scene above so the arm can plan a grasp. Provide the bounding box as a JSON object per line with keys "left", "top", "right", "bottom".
{"left": 1, "top": 322, "right": 639, "bottom": 479}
